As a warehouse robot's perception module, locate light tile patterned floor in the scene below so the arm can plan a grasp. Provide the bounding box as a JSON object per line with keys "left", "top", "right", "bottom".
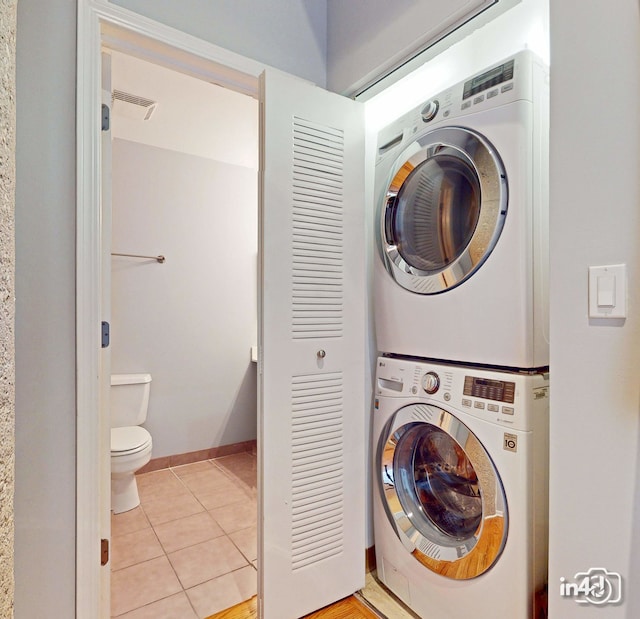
{"left": 111, "top": 452, "right": 257, "bottom": 618}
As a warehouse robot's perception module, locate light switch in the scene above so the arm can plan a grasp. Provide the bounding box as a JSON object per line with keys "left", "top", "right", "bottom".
{"left": 589, "top": 264, "right": 626, "bottom": 318}
{"left": 597, "top": 275, "right": 615, "bottom": 307}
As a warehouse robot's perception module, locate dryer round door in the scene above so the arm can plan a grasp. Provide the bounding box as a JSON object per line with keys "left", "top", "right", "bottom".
{"left": 378, "top": 402, "right": 508, "bottom": 579}
{"left": 380, "top": 126, "right": 507, "bottom": 294}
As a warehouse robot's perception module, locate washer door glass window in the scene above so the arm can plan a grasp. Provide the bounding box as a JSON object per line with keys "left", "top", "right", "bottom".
{"left": 379, "top": 403, "right": 508, "bottom": 579}
{"left": 381, "top": 127, "right": 507, "bottom": 294}
{"left": 395, "top": 424, "right": 482, "bottom": 541}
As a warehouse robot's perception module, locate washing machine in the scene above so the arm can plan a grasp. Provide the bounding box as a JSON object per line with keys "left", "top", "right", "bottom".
{"left": 374, "top": 51, "right": 549, "bottom": 369}
{"left": 373, "top": 356, "right": 548, "bottom": 619}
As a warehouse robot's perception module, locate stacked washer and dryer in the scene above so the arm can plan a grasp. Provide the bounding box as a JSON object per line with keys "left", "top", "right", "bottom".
{"left": 372, "top": 51, "right": 550, "bottom": 619}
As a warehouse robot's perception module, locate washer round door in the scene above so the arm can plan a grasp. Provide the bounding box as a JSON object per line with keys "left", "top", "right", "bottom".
{"left": 378, "top": 403, "right": 508, "bottom": 579}
{"left": 380, "top": 126, "right": 507, "bottom": 294}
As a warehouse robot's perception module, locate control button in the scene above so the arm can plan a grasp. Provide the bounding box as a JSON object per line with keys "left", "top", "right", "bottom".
{"left": 501, "top": 82, "right": 514, "bottom": 93}
{"left": 487, "top": 89, "right": 499, "bottom": 99}
{"left": 474, "top": 401, "right": 485, "bottom": 410}
{"left": 487, "top": 403, "right": 499, "bottom": 412}
{"left": 422, "top": 371, "right": 440, "bottom": 394}
{"left": 443, "top": 392, "right": 451, "bottom": 402}
{"left": 462, "top": 398, "right": 472, "bottom": 408}
{"left": 420, "top": 99, "right": 439, "bottom": 122}
{"left": 502, "top": 406, "right": 515, "bottom": 415}
{"left": 461, "top": 101, "right": 472, "bottom": 110}
{"left": 473, "top": 95, "right": 484, "bottom": 105}
{"left": 411, "top": 386, "right": 418, "bottom": 395}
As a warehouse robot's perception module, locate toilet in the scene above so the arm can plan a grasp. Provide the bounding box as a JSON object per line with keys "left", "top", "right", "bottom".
{"left": 110, "top": 373, "right": 153, "bottom": 514}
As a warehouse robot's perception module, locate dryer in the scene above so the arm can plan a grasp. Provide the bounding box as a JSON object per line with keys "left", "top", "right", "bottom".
{"left": 373, "top": 356, "right": 549, "bottom": 619}
{"left": 374, "top": 51, "right": 549, "bottom": 369}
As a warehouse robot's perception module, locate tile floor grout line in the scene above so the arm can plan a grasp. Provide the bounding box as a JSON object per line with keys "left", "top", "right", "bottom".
{"left": 148, "top": 471, "right": 209, "bottom": 619}
{"left": 150, "top": 467, "right": 217, "bottom": 615}
{"left": 208, "top": 455, "right": 256, "bottom": 490}
{"left": 110, "top": 552, "right": 166, "bottom": 575}
{"left": 225, "top": 529, "right": 257, "bottom": 567}
{"left": 112, "top": 588, "right": 194, "bottom": 619}
{"left": 113, "top": 453, "right": 258, "bottom": 618}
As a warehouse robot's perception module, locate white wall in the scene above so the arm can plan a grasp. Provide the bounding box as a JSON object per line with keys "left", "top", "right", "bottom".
{"left": 111, "top": 139, "right": 258, "bottom": 457}
{"left": 548, "top": 2, "right": 640, "bottom": 617}
{"left": 109, "top": 52, "right": 259, "bottom": 459}
{"left": 14, "top": 0, "right": 77, "bottom": 616}
{"left": 110, "top": 0, "right": 327, "bottom": 88}
{"left": 110, "top": 50, "right": 259, "bottom": 169}
{"left": 327, "top": 0, "right": 497, "bottom": 95}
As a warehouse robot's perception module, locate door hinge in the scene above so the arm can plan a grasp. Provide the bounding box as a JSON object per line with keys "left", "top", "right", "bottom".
{"left": 101, "top": 538, "right": 109, "bottom": 566}
{"left": 101, "top": 321, "right": 110, "bottom": 348}
{"left": 101, "top": 104, "right": 110, "bottom": 131}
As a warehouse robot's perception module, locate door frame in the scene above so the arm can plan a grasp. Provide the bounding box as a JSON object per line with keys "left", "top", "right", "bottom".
{"left": 76, "top": 1, "right": 266, "bottom": 615}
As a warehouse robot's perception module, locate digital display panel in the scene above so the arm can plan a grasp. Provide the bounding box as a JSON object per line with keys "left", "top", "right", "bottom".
{"left": 463, "top": 60, "right": 515, "bottom": 100}
{"left": 463, "top": 376, "right": 515, "bottom": 404}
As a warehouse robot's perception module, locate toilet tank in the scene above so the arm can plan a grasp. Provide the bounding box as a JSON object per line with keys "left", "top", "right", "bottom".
{"left": 110, "top": 373, "right": 152, "bottom": 428}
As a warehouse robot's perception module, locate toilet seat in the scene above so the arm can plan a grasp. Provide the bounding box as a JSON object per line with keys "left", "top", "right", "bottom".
{"left": 111, "top": 426, "right": 152, "bottom": 456}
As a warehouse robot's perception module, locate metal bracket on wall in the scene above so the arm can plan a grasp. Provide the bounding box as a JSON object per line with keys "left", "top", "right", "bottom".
{"left": 101, "top": 539, "right": 109, "bottom": 566}
{"left": 101, "top": 104, "right": 110, "bottom": 131}
{"left": 101, "top": 322, "right": 110, "bottom": 348}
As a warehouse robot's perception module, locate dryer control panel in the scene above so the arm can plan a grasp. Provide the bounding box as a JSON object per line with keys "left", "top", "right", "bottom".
{"left": 374, "top": 49, "right": 547, "bottom": 170}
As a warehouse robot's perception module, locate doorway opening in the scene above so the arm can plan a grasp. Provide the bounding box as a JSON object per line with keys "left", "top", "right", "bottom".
{"left": 76, "top": 8, "right": 265, "bottom": 614}
{"left": 105, "top": 48, "right": 259, "bottom": 617}
{"left": 79, "top": 7, "right": 367, "bottom": 618}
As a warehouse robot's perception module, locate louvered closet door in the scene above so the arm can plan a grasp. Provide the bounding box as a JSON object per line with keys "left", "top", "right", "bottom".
{"left": 258, "top": 69, "right": 365, "bottom": 619}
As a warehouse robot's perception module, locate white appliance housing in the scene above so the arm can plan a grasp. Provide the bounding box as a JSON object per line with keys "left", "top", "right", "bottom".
{"left": 374, "top": 51, "right": 549, "bottom": 369}
{"left": 373, "top": 356, "right": 549, "bottom": 619}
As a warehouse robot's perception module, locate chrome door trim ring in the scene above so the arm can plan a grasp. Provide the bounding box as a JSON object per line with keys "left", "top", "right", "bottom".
{"left": 380, "top": 126, "right": 507, "bottom": 295}
{"left": 378, "top": 403, "right": 508, "bottom": 579}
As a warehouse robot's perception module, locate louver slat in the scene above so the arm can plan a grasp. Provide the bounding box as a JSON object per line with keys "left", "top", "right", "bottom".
{"left": 291, "top": 372, "right": 344, "bottom": 571}
{"left": 292, "top": 117, "right": 344, "bottom": 339}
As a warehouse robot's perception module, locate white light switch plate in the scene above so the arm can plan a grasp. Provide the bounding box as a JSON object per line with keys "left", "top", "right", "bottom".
{"left": 588, "top": 264, "right": 627, "bottom": 318}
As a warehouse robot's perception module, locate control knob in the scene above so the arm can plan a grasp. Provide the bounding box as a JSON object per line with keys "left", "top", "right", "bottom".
{"left": 422, "top": 371, "right": 440, "bottom": 394}
{"left": 420, "top": 99, "right": 439, "bottom": 122}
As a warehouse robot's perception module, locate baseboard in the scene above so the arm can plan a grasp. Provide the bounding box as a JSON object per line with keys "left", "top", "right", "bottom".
{"left": 137, "top": 439, "right": 257, "bottom": 474}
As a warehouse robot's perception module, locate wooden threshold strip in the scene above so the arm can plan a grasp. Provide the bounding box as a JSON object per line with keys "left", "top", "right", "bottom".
{"left": 206, "top": 594, "right": 382, "bottom": 619}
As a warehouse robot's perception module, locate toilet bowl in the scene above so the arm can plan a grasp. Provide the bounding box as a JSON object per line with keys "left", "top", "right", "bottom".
{"left": 110, "top": 374, "right": 153, "bottom": 514}
{"left": 111, "top": 426, "right": 153, "bottom": 513}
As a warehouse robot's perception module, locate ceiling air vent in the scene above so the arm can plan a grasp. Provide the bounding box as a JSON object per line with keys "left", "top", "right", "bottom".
{"left": 112, "top": 89, "right": 158, "bottom": 121}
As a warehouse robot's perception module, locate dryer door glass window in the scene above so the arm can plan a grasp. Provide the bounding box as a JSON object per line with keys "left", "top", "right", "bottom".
{"left": 381, "top": 127, "right": 507, "bottom": 295}
{"left": 394, "top": 154, "right": 481, "bottom": 274}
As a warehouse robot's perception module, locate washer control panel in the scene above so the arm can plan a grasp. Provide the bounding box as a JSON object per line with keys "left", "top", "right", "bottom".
{"left": 375, "top": 356, "right": 549, "bottom": 432}
{"left": 463, "top": 375, "right": 515, "bottom": 403}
